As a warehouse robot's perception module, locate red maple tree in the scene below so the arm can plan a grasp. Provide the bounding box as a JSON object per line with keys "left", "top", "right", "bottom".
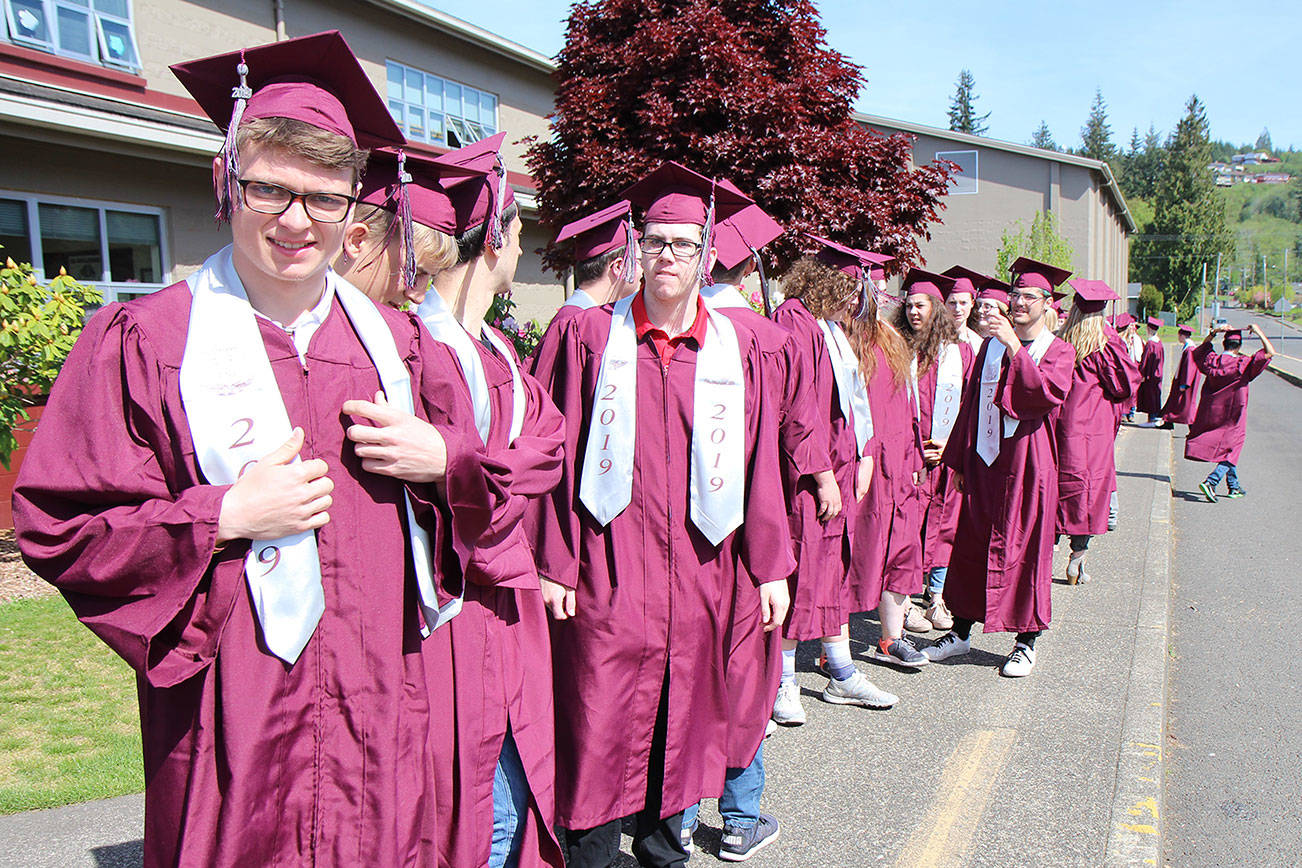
{"left": 525, "top": 0, "right": 954, "bottom": 274}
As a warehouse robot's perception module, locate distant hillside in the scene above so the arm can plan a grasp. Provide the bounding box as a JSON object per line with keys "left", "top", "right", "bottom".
{"left": 1215, "top": 151, "right": 1301, "bottom": 289}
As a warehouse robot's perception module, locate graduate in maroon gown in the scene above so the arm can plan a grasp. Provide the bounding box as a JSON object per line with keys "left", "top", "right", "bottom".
{"left": 1053, "top": 279, "right": 1139, "bottom": 585}
{"left": 1187, "top": 324, "right": 1275, "bottom": 502}
{"left": 529, "top": 163, "right": 793, "bottom": 868}
{"left": 1137, "top": 316, "right": 1166, "bottom": 423}
{"left": 1159, "top": 324, "right": 1201, "bottom": 428}
{"left": 335, "top": 141, "right": 567, "bottom": 868}
{"left": 847, "top": 269, "right": 929, "bottom": 672}
{"left": 13, "top": 33, "right": 499, "bottom": 868}
{"left": 942, "top": 266, "right": 988, "bottom": 351}
{"left": 901, "top": 272, "right": 976, "bottom": 632}
{"left": 544, "top": 200, "right": 642, "bottom": 333}
{"left": 927, "top": 257, "right": 1076, "bottom": 678}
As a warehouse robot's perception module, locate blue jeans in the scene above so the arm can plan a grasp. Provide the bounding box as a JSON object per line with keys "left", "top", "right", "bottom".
{"left": 489, "top": 730, "right": 528, "bottom": 868}
{"left": 1205, "top": 462, "right": 1239, "bottom": 490}
{"left": 927, "top": 567, "right": 947, "bottom": 595}
{"left": 682, "top": 743, "right": 765, "bottom": 832}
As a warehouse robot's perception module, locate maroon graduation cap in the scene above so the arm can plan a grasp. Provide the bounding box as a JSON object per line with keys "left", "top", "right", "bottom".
{"left": 1067, "top": 278, "right": 1119, "bottom": 314}
{"left": 901, "top": 268, "right": 956, "bottom": 302}
{"left": 433, "top": 132, "right": 516, "bottom": 249}
{"left": 712, "top": 179, "right": 784, "bottom": 315}
{"left": 357, "top": 148, "right": 487, "bottom": 288}
{"left": 171, "top": 30, "right": 405, "bottom": 223}
{"left": 623, "top": 162, "right": 752, "bottom": 285}
{"left": 941, "top": 265, "right": 988, "bottom": 299}
{"left": 976, "top": 276, "right": 1011, "bottom": 306}
{"left": 1146, "top": 315, "right": 1162, "bottom": 330}
{"left": 554, "top": 200, "right": 639, "bottom": 290}
{"left": 1009, "top": 256, "right": 1072, "bottom": 293}
{"left": 1178, "top": 323, "right": 1193, "bottom": 335}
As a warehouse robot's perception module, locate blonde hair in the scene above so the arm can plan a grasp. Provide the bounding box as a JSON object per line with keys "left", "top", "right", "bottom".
{"left": 354, "top": 204, "right": 459, "bottom": 277}
{"left": 1043, "top": 307, "right": 1060, "bottom": 333}
{"left": 1059, "top": 306, "right": 1108, "bottom": 363}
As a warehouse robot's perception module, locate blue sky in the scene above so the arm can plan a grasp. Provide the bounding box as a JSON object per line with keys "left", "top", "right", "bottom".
{"left": 422, "top": 0, "right": 1300, "bottom": 150}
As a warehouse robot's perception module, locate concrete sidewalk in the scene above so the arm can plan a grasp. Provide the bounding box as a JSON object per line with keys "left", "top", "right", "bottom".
{"left": 0, "top": 428, "right": 1177, "bottom": 868}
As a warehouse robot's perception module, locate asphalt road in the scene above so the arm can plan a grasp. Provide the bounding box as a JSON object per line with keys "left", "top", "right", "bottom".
{"left": 1163, "top": 311, "right": 1302, "bottom": 867}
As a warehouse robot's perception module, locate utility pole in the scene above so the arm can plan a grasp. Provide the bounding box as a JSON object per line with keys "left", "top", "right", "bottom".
{"left": 1212, "top": 253, "right": 1222, "bottom": 321}
{"left": 1200, "top": 261, "right": 1207, "bottom": 331}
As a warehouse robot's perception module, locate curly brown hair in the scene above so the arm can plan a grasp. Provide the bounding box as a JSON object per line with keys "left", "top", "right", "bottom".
{"left": 894, "top": 294, "right": 959, "bottom": 375}
{"left": 779, "top": 258, "right": 860, "bottom": 319}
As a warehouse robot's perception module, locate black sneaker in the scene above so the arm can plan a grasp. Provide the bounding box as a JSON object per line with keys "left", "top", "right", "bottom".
{"left": 1225, "top": 487, "right": 1246, "bottom": 499}
{"left": 719, "top": 813, "right": 780, "bottom": 862}
{"left": 1198, "top": 481, "right": 1217, "bottom": 503}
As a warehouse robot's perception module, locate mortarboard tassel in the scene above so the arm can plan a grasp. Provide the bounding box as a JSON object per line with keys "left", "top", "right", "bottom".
{"left": 853, "top": 273, "right": 873, "bottom": 321}
{"left": 619, "top": 214, "right": 638, "bottom": 284}
{"left": 747, "top": 243, "right": 773, "bottom": 318}
{"left": 216, "top": 52, "right": 251, "bottom": 225}
{"left": 488, "top": 161, "right": 508, "bottom": 250}
{"left": 696, "top": 187, "right": 716, "bottom": 288}
{"left": 394, "top": 150, "right": 418, "bottom": 292}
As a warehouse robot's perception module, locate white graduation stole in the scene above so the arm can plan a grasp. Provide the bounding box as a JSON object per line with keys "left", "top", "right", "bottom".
{"left": 910, "top": 342, "right": 963, "bottom": 443}
{"left": 975, "top": 329, "right": 1055, "bottom": 466}
{"left": 579, "top": 293, "right": 746, "bottom": 545}
{"left": 179, "top": 247, "right": 455, "bottom": 665}
{"left": 700, "top": 283, "right": 749, "bottom": 310}
{"left": 561, "top": 289, "right": 597, "bottom": 311}
{"left": 817, "top": 319, "right": 872, "bottom": 458}
{"left": 415, "top": 291, "right": 492, "bottom": 443}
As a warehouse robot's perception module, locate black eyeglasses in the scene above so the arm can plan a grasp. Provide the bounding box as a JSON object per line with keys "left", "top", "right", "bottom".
{"left": 237, "top": 180, "right": 357, "bottom": 223}
{"left": 640, "top": 237, "right": 703, "bottom": 259}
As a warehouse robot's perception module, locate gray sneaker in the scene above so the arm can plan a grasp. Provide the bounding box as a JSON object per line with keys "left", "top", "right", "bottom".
{"left": 821, "top": 671, "right": 897, "bottom": 709}
{"left": 719, "top": 813, "right": 780, "bottom": 862}
{"left": 869, "top": 636, "right": 930, "bottom": 669}
{"left": 923, "top": 631, "right": 971, "bottom": 662}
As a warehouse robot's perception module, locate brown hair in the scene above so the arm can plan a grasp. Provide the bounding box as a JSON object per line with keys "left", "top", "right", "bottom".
{"left": 1059, "top": 306, "right": 1108, "bottom": 363}
{"left": 353, "top": 204, "right": 459, "bottom": 276}
{"left": 779, "top": 257, "right": 860, "bottom": 319}
{"left": 236, "top": 116, "right": 369, "bottom": 183}
{"left": 894, "top": 293, "right": 959, "bottom": 375}
{"left": 846, "top": 295, "right": 912, "bottom": 387}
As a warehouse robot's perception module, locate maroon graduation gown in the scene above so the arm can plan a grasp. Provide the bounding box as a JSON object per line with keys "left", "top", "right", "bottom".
{"left": 771, "top": 299, "right": 857, "bottom": 640}
{"left": 1136, "top": 338, "right": 1165, "bottom": 414}
{"left": 1184, "top": 344, "right": 1271, "bottom": 464}
{"left": 427, "top": 327, "right": 566, "bottom": 868}
{"left": 528, "top": 300, "right": 795, "bottom": 830}
{"left": 1160, "top": 341, "right": 1202, "bottom": 424}
{"left": 1055, "top": 337, "right": 1136, "bottom": 536}
{"left": 917, "top": 341, "right": 975, "bottom": 575}
{"left": 941, "top": 335, "right": 1075, "bottom": 633}
{"left": 716, "top": 303, "right": 816, "bottom": 766}
{"left": 850, "top": 345, "right": 925, "bottom": 607}
{"left": 12, "top": 284, "right": 496, "bottom": 868}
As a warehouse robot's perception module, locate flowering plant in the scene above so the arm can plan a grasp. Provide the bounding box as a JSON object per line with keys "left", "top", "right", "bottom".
{"left": 488, "top": 294, "right": 544, "bottom": 361}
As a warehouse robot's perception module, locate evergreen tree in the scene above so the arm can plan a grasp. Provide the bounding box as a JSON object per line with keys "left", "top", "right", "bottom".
{"left": 947, "top": 69, "right": 990, "bottom": 136}
{"left": 1118, "top": 124, "right": 1166, "bottom": 201}
{"left": 1030, "top": 120, "right": 1056, "bottom": 151}
{"left": 1079, "top": 88, "right": 1115, "bottom": 162}
{"left": 1254, "top": 127, "right": 1272, "bottom": 153}
{"left": 525, "top": 0, "right": 955, "bottom": 274}
{"left": 1130, "top": 95, "right": 1233, "bottom": 317}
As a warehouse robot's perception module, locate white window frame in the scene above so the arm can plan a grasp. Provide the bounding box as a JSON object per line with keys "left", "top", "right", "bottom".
{"left": 2, "top": 0, "right": 141, "bottom": 72}
{"left": 385, "top": 59, "right": 499, "bottom": 149}
{"left": 0, "top": 188, "right": 169, "bottom": 304}
{"left": 937, "top": 149, "right": 979, "bottom": 195}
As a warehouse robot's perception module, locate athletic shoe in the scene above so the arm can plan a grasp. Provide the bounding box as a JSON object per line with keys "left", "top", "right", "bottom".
{"left": 1001, "top": 642, "right": 1036, "bottom": 677}
{"left": 771, "top": 681, "right": 806, "bottom": 726}
{"left": 922, "top": 631, "right": 971, "bottom": 662}
{"left": 1225, "top": 487, "right": 1246, "bottom": 499}
{"left": 925, "top": 596, "right": 954, "bottom": 631}
{"left": 1199, "top": 480, "right": 1217, "bottom": 502}
{"left": 680, "top": 814, "right": 698, "bottom": 854}
{"left": 904, "top": 603, "right": 933, "bottom": 633}
{"left": 1066, "top": 553, "right": 1091, "bottom": 585}
{"left": 821, "top": 671, "right": 897, "bottom": 709}
{"left": 869, "top": 636, "right": 929, "bottom": 669}
{"left": 719, "top": 813, "right": 780, "bottom": 862}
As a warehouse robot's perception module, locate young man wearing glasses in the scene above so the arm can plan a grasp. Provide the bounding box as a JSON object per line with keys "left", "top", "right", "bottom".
{"left": 13, "top": 33, "right": 496, "bottom": 867}
{"left": 926, "top": 257, "right": 1076, "bottom": 677}
{"left": 530, "top": 163, "right": 793, "bottom": 868}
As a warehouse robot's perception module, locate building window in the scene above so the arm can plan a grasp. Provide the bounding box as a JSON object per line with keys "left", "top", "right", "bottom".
{"left": 3, "top": 0, "right": 141, "bottom": 72}
{"left": 385, "top": 60, "right": 498, "bottom": 149}
{"left": 937, "top": 150, "right": 979, "bottom": 195}
{"left": 1, "top": 191, "right": 166, "bottom": 302}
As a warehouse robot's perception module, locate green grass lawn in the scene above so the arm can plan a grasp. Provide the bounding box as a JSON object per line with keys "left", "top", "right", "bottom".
{"left": 0, "top": 596, "right": 143, "bottom": 814}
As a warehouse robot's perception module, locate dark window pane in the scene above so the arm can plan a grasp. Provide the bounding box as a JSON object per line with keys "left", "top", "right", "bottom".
{"left": 106, "top": 211, "right": 160, "bottom": 283}
{"left": 9, "top": 0, "right": 51, "bottom": 43}
{"left": 97, "top": 17, "right": 138, "bottom": 67}
{"left": 57, "top": 5, "right": 93, "bottom": 56}
{"left": 39, "top": 203, "right": 102, "bottom": 282}
{"left": 0, "top": 198, "right": 32, "bottom": 266}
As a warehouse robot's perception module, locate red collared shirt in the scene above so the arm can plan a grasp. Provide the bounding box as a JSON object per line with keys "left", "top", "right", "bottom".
{"left": 632, "top": 292, "right": 709, "bottom": 367}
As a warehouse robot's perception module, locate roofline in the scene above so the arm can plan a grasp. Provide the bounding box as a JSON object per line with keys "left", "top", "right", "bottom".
{"left": 360, "top": 0, "right": 557, "bottom": 73}
{"left": 855, "top": 111, "right": 1137, "bottom": 234}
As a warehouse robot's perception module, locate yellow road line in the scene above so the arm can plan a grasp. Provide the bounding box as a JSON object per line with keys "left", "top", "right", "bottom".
{"left": 896, "top": 728, "right": 1018, "bottom": 868}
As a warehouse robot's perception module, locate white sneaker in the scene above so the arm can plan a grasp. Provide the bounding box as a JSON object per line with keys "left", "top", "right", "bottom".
{"left": 1001, "top": 642, "right": 1036, "bottom": 677}
{"left": 923, "top": 631, "right": 971, "bottom": 662}
{"left": 771, "top": 681, "right": 806, "bottom": 726}
{"left": 821, "top": 671, "right": 897, "bottom": 709}
{"left": 764, "top": 718, "right": 777, "bottom": 738}
{"left": 904, "top": 603, "right": 933, "bottom": 633}
{"left": 1066, "top": 553, "right": 1091, "bottom": 585}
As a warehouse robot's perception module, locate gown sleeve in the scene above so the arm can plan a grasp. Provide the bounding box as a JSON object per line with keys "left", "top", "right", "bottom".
{"left": 996, "top": 340, "right": 1075, "bottom": 421}
{"left": 738, "top": 336, "right": 798, "bottom": 586}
